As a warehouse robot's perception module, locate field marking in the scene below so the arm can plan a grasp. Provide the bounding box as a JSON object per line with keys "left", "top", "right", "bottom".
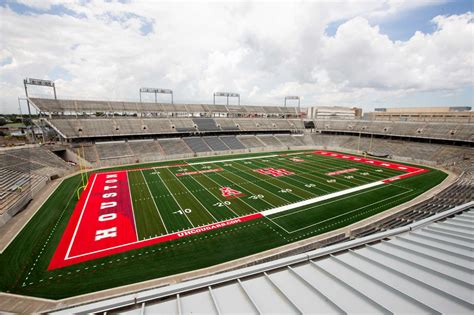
{"left": 271, "top": 188, "right": 413, "bottom": 234}
{"left": 65, "top": 173, "right": 98, "bottom": 260}
{"left": 192, "top": 164, "right": 266, "bottom": 214}
{"left": 126, "top": 171, "right": 140, "bottom": 241}
{"left": 255, "top": 158, "right": 334, "bottom": 194}
{"left": 185, "top": 164, "right": 241, "bottom": 218}
{"left": 154, "top": 170, "right": 195, "bottom": 228}
{"left": 167, "top": 169, "right": 220, "bottom": 223}
{"left": 263, "top": 181, "right": 385, "bottom": 217}
{"left": 304, "top": 153, "right": 403, "bottom": 183}
{"left": 65, "top": 213, "right": 261, "bottom": 260}
{"left": 140, "top": 170, "right": 169, "bottom": 235}
{"left": 285, "top": 155, "right": 381, "bottom": 188}
{"left": 59, "top": 151, "right": 428, "bottom": 265}
{"left": 217, "top": 163, "right": 292, "bottom": 204}
{"left": 268, "top": 157, "right": 354, "bottom": 191}
{"left": 235, "top": 159, "right": 323, "bottom": 199}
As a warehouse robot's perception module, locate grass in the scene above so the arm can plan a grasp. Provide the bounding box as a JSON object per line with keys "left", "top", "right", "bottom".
{"left": 0, "top": 150, "right": 448, "bottom": 299}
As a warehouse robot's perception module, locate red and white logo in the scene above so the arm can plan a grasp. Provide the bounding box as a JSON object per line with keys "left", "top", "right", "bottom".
{"left": 254, "top": 168, "right": 295, "bottom": 177}
{"left": 220, "top": 187, "right": 244, "bottom": 198}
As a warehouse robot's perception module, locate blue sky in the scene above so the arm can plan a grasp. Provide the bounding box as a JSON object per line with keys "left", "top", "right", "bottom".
{"left": 0, "top": 0, "right": 473, "bottom": 113}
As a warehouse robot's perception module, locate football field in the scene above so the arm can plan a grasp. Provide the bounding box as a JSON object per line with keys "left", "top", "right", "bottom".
{"left": 49, "top": 150, "right": 427, "bottom": 269}
{"left": 1, "top": 149, "right": 448, "bottom": 299}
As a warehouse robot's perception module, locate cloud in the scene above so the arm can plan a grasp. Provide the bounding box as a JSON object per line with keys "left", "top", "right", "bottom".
{"left": 0, "top": 1, "right": 472, "bottom": 113}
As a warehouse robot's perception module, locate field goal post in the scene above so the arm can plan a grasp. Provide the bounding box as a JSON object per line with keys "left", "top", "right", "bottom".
{"left": 76, "top": 146, "right": 89, "bottom": 200}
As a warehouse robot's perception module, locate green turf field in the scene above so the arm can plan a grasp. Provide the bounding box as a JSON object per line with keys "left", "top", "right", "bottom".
{"left": 0, "top": 150, "right": 448, "bottom": 299}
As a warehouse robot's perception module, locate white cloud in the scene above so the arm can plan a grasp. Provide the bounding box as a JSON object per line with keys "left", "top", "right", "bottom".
{"left": 0, "top": 0, "right": 472, "bottom": 113}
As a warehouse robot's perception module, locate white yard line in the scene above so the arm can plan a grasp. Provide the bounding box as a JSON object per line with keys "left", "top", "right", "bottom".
{"left": 185, "top": 164, "right": 241, "bottom": 218}
{"left": 65, "top": 173, "right": 98, "bottom": 260}
{"left": 195, "top": 164, "right": 267, "bottom": 213}
{"left": 219, "top": 163, "right": 292, "bottom": 204}
{"left": 281, "top": 189, "right": 414, "bottom": 234}
{"left": 154, "top": 170, "right": 195, "bottom": 228}
{"left": 262, "top": 180, "right": 385, "bottom": 217}
{"left": 234, "top": 160, "right": 319, "bottom": 199}
{"left": 140, "top": 170, "right": 169, "bottom": 234}
{"left": 167, "top": 169, "right": 219, "bottom": 223}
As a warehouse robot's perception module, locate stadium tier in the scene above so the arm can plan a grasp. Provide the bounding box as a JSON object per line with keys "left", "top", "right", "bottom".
{"left": 0, "top": 147, "right": 71, "bottom": 224}
{"left": 29, "top": 97, "right": 299, "bottom": 116}
{"left": 314, "top": 119, "right": 473, "bottom": 142}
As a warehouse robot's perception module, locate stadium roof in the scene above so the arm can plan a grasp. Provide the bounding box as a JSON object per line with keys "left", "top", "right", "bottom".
{"left": 50, "top": 202, "right": 474, "bottom": 314}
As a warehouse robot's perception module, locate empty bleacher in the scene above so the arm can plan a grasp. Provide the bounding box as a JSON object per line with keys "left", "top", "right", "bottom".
{"left": 96, "top": 142, "right": 134, "bottom": 160}
{"left": 257, "top": 135, "right": 283, "bottom": 147}
{"left": 172, "top": 119, "right": 195, "bottom": 132}
{"left": 158, "top": 139, "right": 193, "bottom": 155}
{"left": 215, "top": 119, "right": 239, "bottom": 131}
{"left": 275, "top": 135, "right": 305, "bottom": 146}
{"left": 193, "top": 118, "right": 220, "bottom": 131}
{"left": 238, "top": 136, "right": 264, "bottom": 148}
{"left": 183, "top": 137, "right": 212, "bottom": 152}
{"left": 203, "top": 137, "right": 229, "bottom": 151}
{"left": 220, "top": 136, "right": 246, "bottom": 150}
{"left": 128, "top": 140, "right": 163, "bottom": 157}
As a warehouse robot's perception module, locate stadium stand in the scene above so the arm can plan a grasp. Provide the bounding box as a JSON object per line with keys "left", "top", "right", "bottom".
{"left": 215, "top": 118, "right": 239, "bottom": 130}
{"left": 95, "top": 142, "right": 134, "bottom": 160}
{"left": 237, "top": 135, "right": 265, "bottom": 148}
{"left": 193, "top": 118, "right": 220, "bottom": 131}
{"left": 257, "top": 135, "right": 283, "bottom": 146}
{"left": 219, "top": 136, "right": 246, "bottom": 150}
{"left": 128, "top": 140, "right": 163, "bottom": 158}
{"left": 0, "top": 147, "right": 71, "bottom": 225}
{"left": 203, "top": 136, "right": 229, "bottom": 151}
{"left": 171, "top": 119, "right": 195, "bottom": 132}
{"left": 275, "top": 134, "right": 305, "bottom": 146}
{"left": 183, "top": 137, "right": 212, "bottom": 152}
{"left": 313, "top": 119, "right": 474, "bottom": 142}
{"left": 158, "top": 138, "right": 193, "bottom": 155}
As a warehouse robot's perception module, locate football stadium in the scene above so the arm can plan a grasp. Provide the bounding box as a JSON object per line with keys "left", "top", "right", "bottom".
{"left": 1, "top": 1, "right": 473, "bottom": 313}
{"left": 0, "top": 89, "right": 473, "bottom": 313}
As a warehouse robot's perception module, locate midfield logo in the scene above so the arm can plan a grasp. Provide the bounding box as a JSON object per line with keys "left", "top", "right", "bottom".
{"left": 220, "top": 187, "right": 244, "bottom": 198}
{"left": 254, "top": 168, "right": 295, "bottom": 177}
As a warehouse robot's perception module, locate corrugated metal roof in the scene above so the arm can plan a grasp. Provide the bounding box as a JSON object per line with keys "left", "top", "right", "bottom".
{"left": 51, "top": 203, "right": 474, "bottom": 314}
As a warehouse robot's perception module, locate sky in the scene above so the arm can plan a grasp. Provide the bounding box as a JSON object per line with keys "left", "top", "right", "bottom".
{"left": 0, "top": 0, "right": 473, "bottom": 114}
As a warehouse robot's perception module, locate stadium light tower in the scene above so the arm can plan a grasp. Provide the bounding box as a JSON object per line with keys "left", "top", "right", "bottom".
{"left": 139, "top": 87, "right": 173, "bottom": 104}
{"left": 284, "top": 96, "right": 301, "bottom": 113}
{"left": 23, "top": 78, "right": 57, "bottom": 143}
{"left": 213, "top": 92, "right": 240, "bottom": 105}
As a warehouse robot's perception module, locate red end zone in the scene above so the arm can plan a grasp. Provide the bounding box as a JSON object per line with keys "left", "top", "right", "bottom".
{"left": 49, "top": 170, "right": 262, "bottom": 270}
{"left": 311, "top": 150, "right": 428, "bottom": 181}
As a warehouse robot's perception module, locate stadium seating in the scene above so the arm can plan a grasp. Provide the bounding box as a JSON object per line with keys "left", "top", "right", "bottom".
{"left": 193, "top": 118, "right": 220, "bottom": 131}
{"left": 215, "top": 118, "right": 239, "bottom": 130}
{"left": 96, "top": 142, "right": 134, "bottom": 160}
{"left": 128, "top": 140, "right": 163, "bottom": 157}
{"left": 238, "top": 136, "right": 265, "bottom": 148}
{"left": 171, "top": 119, "right": 196, "bottom": 132}
{"left": 183, "top": 137, "right": 212, "bottom": 152}
{"left": 203, "top": 137, "right": 229, "bottom": 151}
{"left": 275, "top": 134, "right": 305, "bottom": 146}
{"left": 0, "top": 147, "right": 71, "bottom": 221}
{"left": 158, "top": 138, "right": 193, "bottom": 155}
{"left": 257, "top": 135, "right": 283, "bottom": 147}
{"left": 219, "top": 136, "right": 246, "bottom": 149}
